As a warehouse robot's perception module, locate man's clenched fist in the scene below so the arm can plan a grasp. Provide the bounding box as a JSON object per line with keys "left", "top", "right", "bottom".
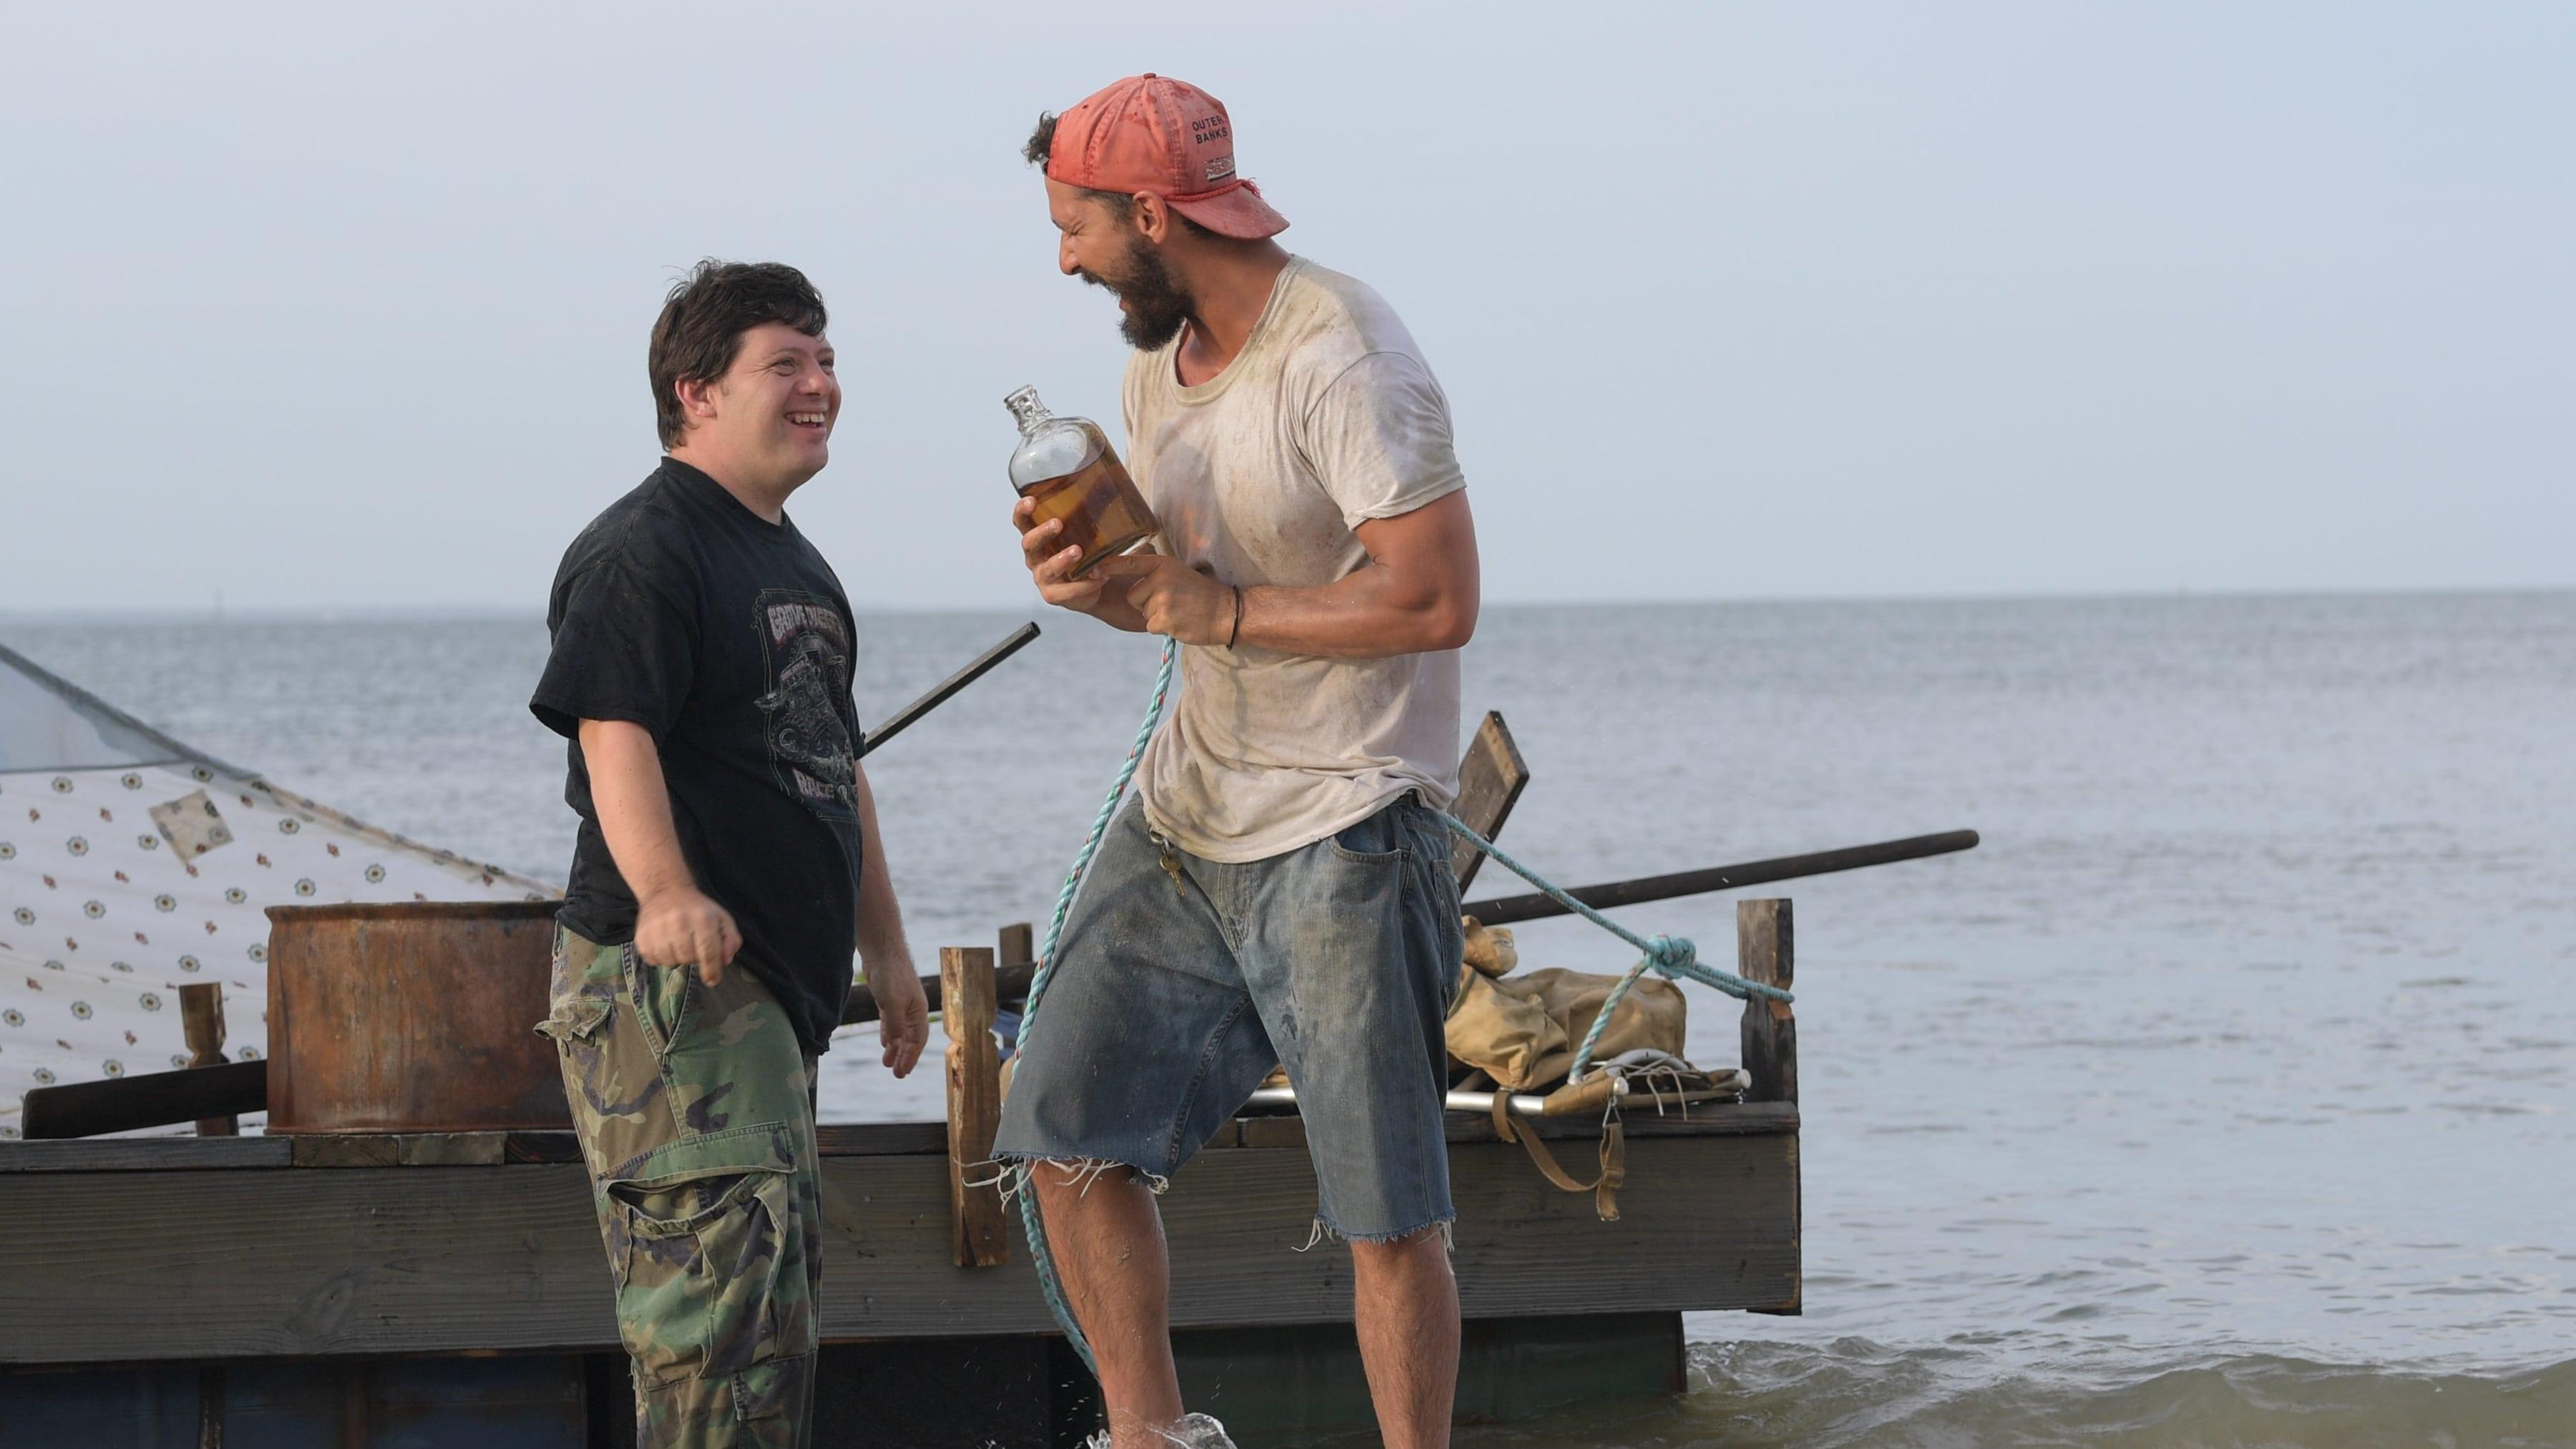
{"left": 634, "top": 885, "right": 742, "bottom": 987}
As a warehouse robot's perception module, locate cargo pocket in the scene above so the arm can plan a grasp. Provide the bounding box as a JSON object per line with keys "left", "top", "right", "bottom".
{"left": 533, "top": 994, "right": 612, "bottom": 1048}
{"left": 728, "top": 1352, "right": 813, "bottom": 1425}
{"left": 605, "top": 1123, "right": 816, "bottom": 1387}
{"left": 535, "top": 929, "right": 618, "bottom": 1049}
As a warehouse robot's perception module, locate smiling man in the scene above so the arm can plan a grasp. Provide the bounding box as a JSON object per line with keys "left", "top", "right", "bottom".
{"left": 995, "top": 76, "right": 1480, "bottom": 1449}
{"left": 528, "top": 260, "right": 929, "bottom": 1448}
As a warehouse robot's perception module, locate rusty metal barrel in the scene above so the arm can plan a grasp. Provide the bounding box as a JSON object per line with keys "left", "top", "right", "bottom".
{"left": 264, "top": 900, "right": 570, "bottom": 1133}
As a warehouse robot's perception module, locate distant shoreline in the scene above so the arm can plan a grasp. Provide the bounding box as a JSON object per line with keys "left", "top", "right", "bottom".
{"left": 3, "top": 583, "right": 2570, "bottom": 628}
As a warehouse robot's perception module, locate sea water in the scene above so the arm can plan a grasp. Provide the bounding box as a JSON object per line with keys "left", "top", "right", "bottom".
{"left": 10, "top": 591, "right": 2571, "bottom": 1445}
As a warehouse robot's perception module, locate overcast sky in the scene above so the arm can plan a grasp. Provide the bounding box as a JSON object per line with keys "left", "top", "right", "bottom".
{"left": 2, "top": 3, "right": 2567, "bottom": 615}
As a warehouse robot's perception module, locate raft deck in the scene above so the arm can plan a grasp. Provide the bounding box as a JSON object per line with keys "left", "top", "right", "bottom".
{"left": 4, "top": 705, "right": 1810, "bottom": 1443}
{"left": 2, "top": 1095, "right": 1795, "bottom": 1445}
{"left": 1, "top": 1101, "right": 1797, "bottom": 1357}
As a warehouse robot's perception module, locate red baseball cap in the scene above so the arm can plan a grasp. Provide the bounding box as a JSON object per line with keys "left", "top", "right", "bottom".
{"left": 1045, "top": 74, "right": 1289, "bottom": 240}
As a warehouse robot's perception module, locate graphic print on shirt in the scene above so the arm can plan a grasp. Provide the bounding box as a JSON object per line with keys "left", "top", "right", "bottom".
{"left": 754, "top": 591, "right": 857, "bottom": 817}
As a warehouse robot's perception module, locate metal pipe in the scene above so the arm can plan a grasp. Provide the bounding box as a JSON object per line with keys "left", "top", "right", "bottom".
{"left": 842, "top": 960, "right": 1034, "bottom": 1026}
{"left": 859, "top": 623, "right": 1041, "bottom": 756}
{"left": 850, "top": 832, "right": 1981, "bottom": 1023}
{"left": 1460, "top": 829, "right": 1979, "bottom": 927}
{"left": 1240, "top": 1084, "right": 1568, "bottom": 1116}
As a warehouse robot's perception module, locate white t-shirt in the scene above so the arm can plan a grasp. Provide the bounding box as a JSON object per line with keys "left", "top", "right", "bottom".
{"left": 1122, "top": 257, "right": 1467, "bottom": 863}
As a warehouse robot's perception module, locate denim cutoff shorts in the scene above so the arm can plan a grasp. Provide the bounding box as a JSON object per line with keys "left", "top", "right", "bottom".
{"left": 994, "top": 793, "right": 1464, "bottom": 1243}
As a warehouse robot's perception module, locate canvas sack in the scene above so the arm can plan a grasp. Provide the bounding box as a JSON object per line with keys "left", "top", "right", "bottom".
{"left": 1445, "top": 963, "right": 1688, "bottom": 1093}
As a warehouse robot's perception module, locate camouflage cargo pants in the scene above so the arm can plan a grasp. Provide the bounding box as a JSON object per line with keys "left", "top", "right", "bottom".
{"left": 538, "top": 925, "right": 823, "bottom": 1448}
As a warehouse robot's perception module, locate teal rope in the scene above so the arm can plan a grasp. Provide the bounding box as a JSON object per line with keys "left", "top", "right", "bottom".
{"left": 1015, "top": 635, "right": 1179, "bottom": 1375}
{"left": 1432, "top": 816, "right": 1792, "bottom": 1084}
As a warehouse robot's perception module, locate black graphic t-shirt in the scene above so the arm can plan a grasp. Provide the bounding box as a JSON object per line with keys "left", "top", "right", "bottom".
{"left": 530, "top": 457, "right": 864, "bottom": 1054}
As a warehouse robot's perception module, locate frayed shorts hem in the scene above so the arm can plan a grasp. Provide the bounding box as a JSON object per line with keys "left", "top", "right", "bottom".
{"left": 1297, "top": 1211, "right": 1457, "bottom": 1252}
{"left": 993, "top": 1151, "right": 1174, "bottom": 1201}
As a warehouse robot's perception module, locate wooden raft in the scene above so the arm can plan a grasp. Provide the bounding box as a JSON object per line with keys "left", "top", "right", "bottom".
{"left": 0, "top": 1106, "right": 1795, "bottom": 1365}
{"left": 1, "top": 913, "right": 1802, "bottom": 1365}
{"left": 0, "top": 710, "right": 1805, "bottom": 1367}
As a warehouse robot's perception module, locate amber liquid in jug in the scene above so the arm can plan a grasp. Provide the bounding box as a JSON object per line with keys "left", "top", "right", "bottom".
{"left": 1005, "top": 385, "right": 1158, "bottom": 579}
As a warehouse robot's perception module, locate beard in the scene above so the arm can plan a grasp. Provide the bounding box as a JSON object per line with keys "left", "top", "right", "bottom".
{"left": 1080, "top": 237, "right": 1195, "bottom": 351}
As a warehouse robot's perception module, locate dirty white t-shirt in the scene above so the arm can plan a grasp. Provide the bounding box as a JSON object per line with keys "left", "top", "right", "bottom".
{"left": 1123, "top": 256, "right": 1466, "bottom": 863}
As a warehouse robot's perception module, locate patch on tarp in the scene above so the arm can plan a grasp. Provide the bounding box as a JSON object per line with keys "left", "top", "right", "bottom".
{"left": 149, "top": 791, "right": 234, "bottom": 859}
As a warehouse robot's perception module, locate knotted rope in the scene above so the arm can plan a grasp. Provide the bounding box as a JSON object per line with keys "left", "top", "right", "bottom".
{"left": 1431, "top": 815, "right": 1791, "bottom": 1084}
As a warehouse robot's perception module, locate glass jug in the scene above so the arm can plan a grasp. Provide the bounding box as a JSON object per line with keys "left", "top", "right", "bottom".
{"left": 1004, "top": 385, "right": 1158, "bottom": 579}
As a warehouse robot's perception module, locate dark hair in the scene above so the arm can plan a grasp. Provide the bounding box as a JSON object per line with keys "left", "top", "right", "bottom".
{"left": 1023, "top": 112, "right": 1216, "bottom": 241}
{"left": 648, "top": 260, "right": 829, "bottom": 448}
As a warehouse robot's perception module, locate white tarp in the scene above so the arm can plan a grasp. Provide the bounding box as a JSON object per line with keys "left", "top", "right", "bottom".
{"left": 0, "top": 640, "right": 555, "bottom": 1137}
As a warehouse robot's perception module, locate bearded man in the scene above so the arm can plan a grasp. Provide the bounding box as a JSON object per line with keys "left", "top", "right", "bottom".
{"left": 993, "top": 74, "right": 1481, "bottom": 1449}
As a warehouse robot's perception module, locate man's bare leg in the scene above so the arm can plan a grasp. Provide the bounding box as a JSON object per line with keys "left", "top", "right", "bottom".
{"left": 1352, "top": 1229, "right": 1461, "bottom": 1448}
{"left": 1034, "top": 1166, "right": 1186, "bottom": 1445}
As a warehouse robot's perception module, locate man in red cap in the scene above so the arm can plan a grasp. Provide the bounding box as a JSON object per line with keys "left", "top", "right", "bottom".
{"left": 996, "top": 74, "right": 1481, "bottom": 1449}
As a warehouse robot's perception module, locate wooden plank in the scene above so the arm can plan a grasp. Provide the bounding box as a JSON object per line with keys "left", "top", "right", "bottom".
{"left": 278, "top": 1132, "right": 511, "bottom": 1168}
{"left": 1737, "top": 899, "right": 1796, "bottom": 1106}
{"left": 1750, "top": 1135, "right": 1803, "bottom": 1316}
{"left": 399, "top": 1132, "right": 509, "bottom": 1166}
{"left": 517, "top": 1122, "right": 951, "bottom": 1160}
{"left": 0, "top": 1135, "right": 1796, "bottom": 1363}
{"left": 942, "top": 946, "right": 1008, "bottom": 1268}
{"left": 500, "top": 1122, "right": 953, "bottom": 1161}
{"left": 1240, "top": 1101, "right": 1794, "bottom": 1151}
{"left": 503, "top": 1130, "right": 585, "bottom": 1164}
{"left": 998, "top": 919, "right": 1035, "bottom": 1040}
{"left": 997, "top": 922, "right": 1035, "bottom": 976}
{"left": 19, "top": 1059, "right": 267, "bottom": 1140}
{"left": 0, "top": 1104, "right": 1786, "bottom": 1173}
{"left": 819, "top": 1121, "right": 948, "bottom": 1156}
{"left": 1736, "top": 898, "right": 1800, "bottom": 1315}
{"left": 1446, "top": 711, "right": 1531, "bottom": 897}
{"left": 0, "top": 1136, "right": 292, "bottom": 1172}
{"left": 180, "top": 982, "right": 238, "bottom": 1138}
{"left": 288, "top": 1134, "right": 399, "bottom": 1169}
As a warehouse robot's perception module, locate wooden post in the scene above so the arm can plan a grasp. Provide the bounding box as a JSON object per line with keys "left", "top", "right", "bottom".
{"left": 996, "top": 921, "right": 1034, "bottom": 1052}
{"left": 179, "top": 982, "right": 238, "bottom": 1137}
{"left": 1737, "top": 899, "right": 1795, "bottom": 1105}
{"left": 942, "top": 945, "right": 1009, "bottom": 1267}
{"left": 1738, "top": 897, "right": 1801, "bottom": 1315}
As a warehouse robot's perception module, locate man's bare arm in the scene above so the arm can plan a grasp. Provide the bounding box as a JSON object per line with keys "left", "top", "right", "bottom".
{"left": 578, "top": 718, "right": 739, "bottom": 986}
{"left": 852, "top": 762, "right": 927, "bottom": 1078}
{"left": 1067, "top": 489, "right": 1479, "bottom": 659}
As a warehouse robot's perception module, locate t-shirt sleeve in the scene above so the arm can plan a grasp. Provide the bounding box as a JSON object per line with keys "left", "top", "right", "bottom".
{"left": 1297, "top": 351, "right": 1468, "bottom": 530}
{"left": 528, "top": 560, "right": 696, "bottom": 742}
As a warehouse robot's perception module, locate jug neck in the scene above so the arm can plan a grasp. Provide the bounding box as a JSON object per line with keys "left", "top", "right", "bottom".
{"left": 1002, "top": 385, "right": 1053, "bottom": 437}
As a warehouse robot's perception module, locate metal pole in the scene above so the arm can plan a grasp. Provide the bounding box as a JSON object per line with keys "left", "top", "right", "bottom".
{"left": 1462, "top": 829, "right": 1979, "bottom": 927}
